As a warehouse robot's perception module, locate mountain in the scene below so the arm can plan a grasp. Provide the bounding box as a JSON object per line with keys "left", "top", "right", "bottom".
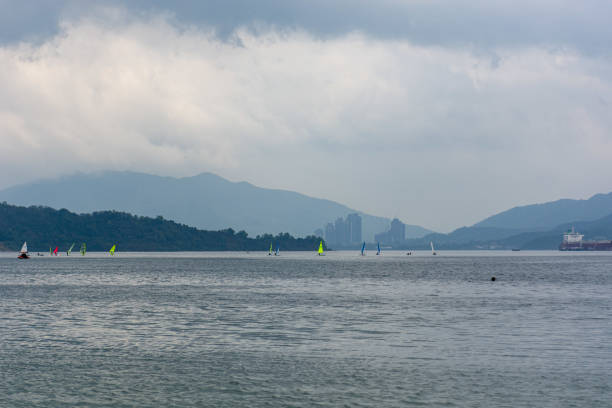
{"left": 403, "top": 212, "right": 612, "bottom": 250}
{"left": 404, "top": 224, "right": 433, "bottom": 240}
{"left": 495, "top": 213, "right": 612, "bottom": 250}
{"left": 474, "top": 192, "right": 612, "bottom": 230}
{"left": 0, "top": 171, "right": 432, "bottom": 241}
{"left": 0, "top": 202, "right": 324, "bottom": 251}
{"left": 396, "top": 191, "right": 612, "bottom": 250}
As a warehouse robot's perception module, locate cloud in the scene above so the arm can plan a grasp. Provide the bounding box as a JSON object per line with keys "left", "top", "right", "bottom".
{"left": 2, "top": 1, "right": 612, "bottom": 56}
{"left": 0, "top": 13, "right": 611, "bottom": 231}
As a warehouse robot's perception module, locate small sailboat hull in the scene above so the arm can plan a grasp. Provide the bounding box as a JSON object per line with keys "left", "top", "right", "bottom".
{"left": 18, "top": 241, "right": 29, "bottom": 259}
{"left": 317, "top": 240, "right": 325, "bottom": 256}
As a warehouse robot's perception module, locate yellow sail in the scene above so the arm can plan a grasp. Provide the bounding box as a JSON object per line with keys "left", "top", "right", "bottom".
{"left": 109, "top": 244, "right": 116, "bottom": 256}
{"left": 318, "top": 241, "right": 324, "bottom": 255}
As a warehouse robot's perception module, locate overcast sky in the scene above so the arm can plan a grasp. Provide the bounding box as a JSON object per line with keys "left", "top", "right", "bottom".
{"left": 1, "top": 1, "right": 611, "bottom": 232}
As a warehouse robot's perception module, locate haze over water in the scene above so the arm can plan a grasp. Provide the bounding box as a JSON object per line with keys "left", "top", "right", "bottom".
{"left": 1, "top": 251, "right": 611, "bottom": 407}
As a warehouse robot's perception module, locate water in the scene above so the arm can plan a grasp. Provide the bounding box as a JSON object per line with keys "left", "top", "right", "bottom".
{"left": 1, "top": 251, "right": 611, "bottom": 407}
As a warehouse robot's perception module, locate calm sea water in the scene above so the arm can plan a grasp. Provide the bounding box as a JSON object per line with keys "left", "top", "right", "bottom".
{"left": 1, "top": 251, "right": 611, "bottom": 407}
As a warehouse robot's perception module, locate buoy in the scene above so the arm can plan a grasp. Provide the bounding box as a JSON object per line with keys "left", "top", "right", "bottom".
{"left": 491, "top": 277, "right": 496, "bottom": 281}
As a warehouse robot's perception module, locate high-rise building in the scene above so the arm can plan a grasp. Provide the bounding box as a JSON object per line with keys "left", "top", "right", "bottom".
{"left": 389, "top": 218, "right": 405, "bottom": 244}
{"left": 335, "top": 217, "right": 347, "bottom": 246}
{"left": 346, "top": 213, "right": 362, "bottom": 244}
{"left": 374, "top": 218, "right": 406, "bottom": 246}
{"left": 320, "top": 213, "right": 363, "bottom": 247}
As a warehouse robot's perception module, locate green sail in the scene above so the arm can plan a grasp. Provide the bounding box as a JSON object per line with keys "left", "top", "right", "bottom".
{"left": 80, "top": 243, "right": 86, "bottom": 256}
{"left": 109, "top": 245, "right": 116, "bottom": 256}
{"left": 318, "top": 241, "right": 324, "bottom": 254}
{"left": 67, "top": 243, "right": 75, "bottom": 256}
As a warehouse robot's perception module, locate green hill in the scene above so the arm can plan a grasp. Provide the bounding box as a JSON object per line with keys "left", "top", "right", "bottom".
{"left": 0, "top": 202, "right": 325, "bottom": 252}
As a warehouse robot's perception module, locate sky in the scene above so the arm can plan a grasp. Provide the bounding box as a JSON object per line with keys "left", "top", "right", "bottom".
{"left": 1, "top": 1, "right": 611, "bottom": 232}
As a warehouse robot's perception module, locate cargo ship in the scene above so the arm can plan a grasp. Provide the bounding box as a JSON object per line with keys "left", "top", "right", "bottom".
{"left": 559, "top": 227, "right": 612, "bottom": 251}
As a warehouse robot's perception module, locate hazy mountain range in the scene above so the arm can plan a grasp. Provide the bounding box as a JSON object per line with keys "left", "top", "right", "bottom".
{"left": 474, "top": 192, "right": 612, "bottom": 230}
{"left": 2, "top": 171, "right": 611, "bottom": 249}
{"left": 0, "top": 171, "right": 432, "bottom": 241}
{"left": 404, "top": 192, "right": 612, "bottom": 250}
{"left": 404, "top": 212, "right": 612, "bottom": 250}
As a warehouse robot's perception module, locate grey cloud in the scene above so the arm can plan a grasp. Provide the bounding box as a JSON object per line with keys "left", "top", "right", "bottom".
{"left": 1, "top": 0, "right": 611, "bottom": 56}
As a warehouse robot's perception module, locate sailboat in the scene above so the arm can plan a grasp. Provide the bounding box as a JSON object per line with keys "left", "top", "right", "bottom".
{"left": 17, "top": 242, "right": 29, "bottom": 259}
{"left": 318, "top": 241, "right": 325, "bottom": 256}
{"left": 360, "top": 242, "right": 366, "bottom": 256}
{"left": 109, "top": 245, "right": 116, "bottom": 256}
{"left": 80, "top": 243, "right": 86, "bottom": 256}
{"left": 66, "top": 243, "right": 75, "bottom": 256}
{"left": 274, "top": 245, "right": 280, "bottom": 256}
{"left": 430, "top": 241, "right": 437, "bottom": 256}
{"left": 376, "top": 242, "right": 381, "bottom": 256}
{"left": 268, "top": 242, "right": 273, "bottom": 256}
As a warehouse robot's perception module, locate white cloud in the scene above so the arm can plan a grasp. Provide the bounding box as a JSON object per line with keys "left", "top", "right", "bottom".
{"left": 1, "top": 14, "right": 611, "bottom": 231}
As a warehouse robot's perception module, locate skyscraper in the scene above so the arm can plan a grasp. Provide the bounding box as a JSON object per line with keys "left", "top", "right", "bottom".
{"left": 374, "top": 218, "right": 406, "bottom": 246}
{"left": 335, "top": 217, "right": 347, "bottom": 246}
{"left": 346, "top": 213, "right": 362, "bottom": 244}
{"left": 389, "top": 218, "right": 405, "bottom": 244}
{"left": 321, "top": 213, "right": 363, "bottom": 247}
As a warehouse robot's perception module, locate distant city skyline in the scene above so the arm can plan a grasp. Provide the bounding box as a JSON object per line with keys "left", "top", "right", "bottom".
{"left": 1, "top": 1, "right": 611, "bottom": 232}
{"left": 323, "top": 213, "right": 363, "bottom": 247}
{"left": 375, "top": 218, "right": 406, "bottom": 247}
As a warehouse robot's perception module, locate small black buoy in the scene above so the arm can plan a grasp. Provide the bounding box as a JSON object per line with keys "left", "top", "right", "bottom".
{"left": 491, "top": 276, "right": 496, "bottom": 281}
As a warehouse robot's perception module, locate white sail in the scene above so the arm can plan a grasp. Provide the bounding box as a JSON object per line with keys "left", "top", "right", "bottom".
{"left": 430, "top": 241, "right": 436, "bottom": 255}
{"left": 20, "top": 241, "right": 28, "bottom": 254}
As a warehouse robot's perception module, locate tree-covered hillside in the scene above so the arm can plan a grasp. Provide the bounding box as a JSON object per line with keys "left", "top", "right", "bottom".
{"left": 0, "top": 202, "right": 325, "bottom": 252}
